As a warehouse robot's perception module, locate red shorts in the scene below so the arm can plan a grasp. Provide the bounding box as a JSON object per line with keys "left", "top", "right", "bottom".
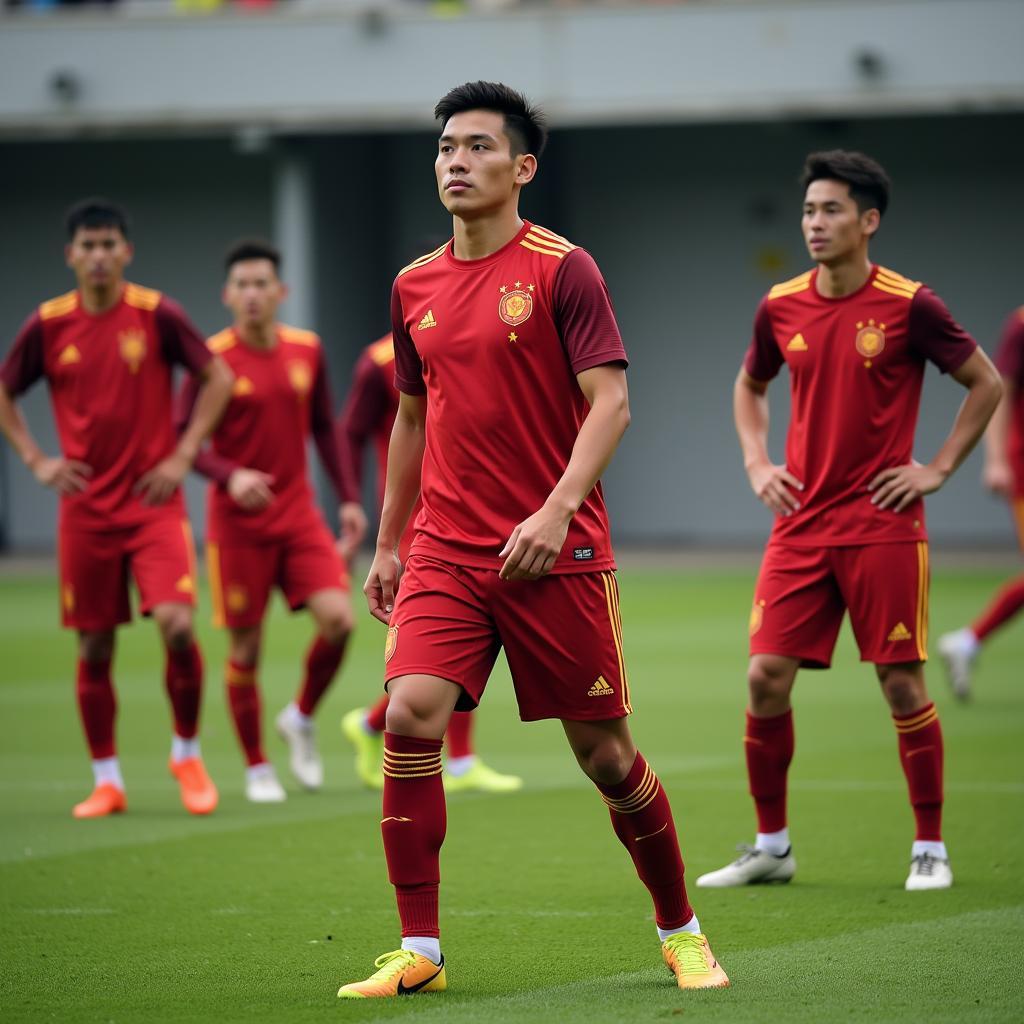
{"left": 207, "top": 521, "right": 349, "bottom": 629}
{"left": 749, "top": 541, "right": 930, "bottom": 668}
{"left": 384, "top": 556, "right": 632, "bottom": 722}
{"left": 58, "top": 516, "right": 198, "bottom": 631}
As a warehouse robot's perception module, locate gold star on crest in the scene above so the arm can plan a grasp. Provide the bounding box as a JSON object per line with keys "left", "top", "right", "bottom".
{"left": 508, "top": 332, "right": 518, "bottom": 343}
{"left": 527, "top": 284, "right": 535, "bottom": 292}
{"left": 514, "top": 280, "right": 522, "bottom": 289}
{"left": 499, "top": 285, "right": 507, "bottom": 293}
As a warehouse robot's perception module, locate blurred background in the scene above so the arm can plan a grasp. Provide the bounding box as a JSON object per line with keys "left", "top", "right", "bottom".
{"left": 1, "top": 0, "right": 1023, "bottom": 553}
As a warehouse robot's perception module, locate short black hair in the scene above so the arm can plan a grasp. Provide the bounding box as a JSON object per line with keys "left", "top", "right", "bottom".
{"left": 224, "top": 238, "right": 281, "bottom": 276}
{"left": 434, "top": 80, "right": 548, "bottom": 158}
{"left": 66, "top": 198, "right": 130, "bottom": 241}
{"left": 801, "top": 149, "right": 891, "bottom": 217}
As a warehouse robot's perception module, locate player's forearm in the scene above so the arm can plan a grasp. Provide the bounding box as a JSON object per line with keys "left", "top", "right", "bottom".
{"left": 376, "top": 416, "right": 425, "bottom": 550}
{"left": 176, "top": 360, "right": 233, "bottom": 463}
{"left": 544, "top": 390, "right": 630, "bottom": 519}
{"left": 983, "top": 378, "right": 1013, "bottom": 466}
{"left": 0, "top": 386, "right": 44, "bottom": 469}
{"left": 929, "top": 370, "right": 1003, "bottom": 479}
{"left": 733, "top": 372, "right": 772, "bottom": 471}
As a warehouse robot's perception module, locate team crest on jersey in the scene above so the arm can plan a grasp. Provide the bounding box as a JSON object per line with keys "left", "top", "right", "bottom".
{"left": 384, "top": 625, "right": 399, "bottom": 664}
{"left": 498, "top": 282, "right": 535, "bottom": 327}
{"left": 119, "top": 329, "right": 147, "bottom": 374}
{"left": 287, "top": 360, "right": 312, "bottom": 397}
{"left": 749, "top": 599, "right": 766, "bottom": 636}
{"left": 855, "top": 319, "right": 886, "bottom": 358}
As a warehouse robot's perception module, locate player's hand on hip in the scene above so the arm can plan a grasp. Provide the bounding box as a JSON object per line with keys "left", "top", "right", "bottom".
{"left": 32, "top": 455, "right": 91, "bottom": 495}
{"left": 135, "top": 452, "right": 191, "bottom": 505}
{"left": 364, "top": 547, "right": 402, "bottom": 624}
{"left": 227, "top": 468, "right": 275, "bottom": 511}
{"left": 747, "top": 459, "right": 804, "bottom": 516}
{"left": 499, "top": 505, "right": 571, "bottom": 581}
{"left": 982, "top": 459, "right": 1014, "bottom": 499}
{"left": 338, "top": 501, "right": 368, "bottom": 561}
{"left": 869, "top": 462, "right": 948, "bottom": 512}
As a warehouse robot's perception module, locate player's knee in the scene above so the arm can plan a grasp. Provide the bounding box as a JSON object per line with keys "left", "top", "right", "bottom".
{"left": 747, "top": 656, "right": 794, "bottom": 712}
{"left": 229, "top": 632, "right": 260, "bottom": 668}
{"left": 155, "top": 607, "right": 194, "bottom": 651}
{"left": 318, "top": 607, "right": 353, "bottom": 646}
{"left": 79, "top": 631, "right": 114, "bottom": 663}
{"left": 576, "top": 738, "right": 633, "bottom": 786}
{"left": 877, "top": 663, "right": 927, "bottom": 715}
{"left": 384, "top": 693, "right": 439, "bottom": 737}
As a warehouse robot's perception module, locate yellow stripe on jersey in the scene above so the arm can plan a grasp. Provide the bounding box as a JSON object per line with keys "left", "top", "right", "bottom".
{"left": 39, "top": 290, "right": 79, "bottom": 320}
{"left": 915, "top": 542, "right": 929, "bottom": 661}
{"left": 397, "top": 243, "right": 449, "bottom": 278}
{"left": 124, "top": 283, "right": 162, "bottom": 311}
{"left": 280, "top": 324, "right": 320, "bottom": 348}
{"left": 872, "top": 280, "right": 918, "bottom": 301}
{"left": 207, "top": 328, "right": 237, "bottom": 354}
{"left": 875, "top": 266, "right": 921, "bottom": 290}
{"left": 527, "top": 224, "right": 577, "bottom": 251}
{"left": 369, "top": 337, "right": 395, "bottom": 366}
{"left": 520, "top": 238, "right": 571, "bottom": 259}
{"left": 768, "top": 271, "right": 813, "bottom": 300}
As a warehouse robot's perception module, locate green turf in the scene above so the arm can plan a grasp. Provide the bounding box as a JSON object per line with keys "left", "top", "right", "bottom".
{"left": 1, "top": 564, "right": 1022, "bottom": 1022}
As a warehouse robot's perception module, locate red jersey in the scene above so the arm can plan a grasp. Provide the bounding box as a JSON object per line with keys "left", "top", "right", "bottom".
{"left": 0, "top": 283, "right": 211, "bottom": 530}
{"left": 994, "top": 306, "right": 1024, "bottom": 494}
{"left": 744, "top": 264, "right": 977, "bottom": 546}
{"left": 336, "top": 335, "right": 399, "bottom": 508}
{"left": 177, "top": 325, "right": 347, "bottom": 544}
{"left": 391, "top": 221, "right": 628, "bottom": 574}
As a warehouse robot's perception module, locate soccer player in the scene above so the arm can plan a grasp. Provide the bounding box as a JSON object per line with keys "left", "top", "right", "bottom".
{"left": 939, "top": 307, "right": 1024, "bottom": 698}
{"left": 336, "top": 81, "right": 728, "bottom": 999}
{"left": 336, "top": 333, "right": 523, "bottom": 794}
{"left": 0, "top": 198, "right": 233, "bottom": 818}
{"left": 697, "top": 151, "right": 1002, "bottom": 893}
{"left": 177, "top": 240, "right": 354, "bottom": 803}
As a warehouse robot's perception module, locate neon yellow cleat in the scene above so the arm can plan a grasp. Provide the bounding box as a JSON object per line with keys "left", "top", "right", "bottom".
{"left": 340, "top": 708, "right": 384, "bottom": 790}
{"left": 661, "top": 932, "right": 730, "bottom": 990}
{"left": 337, "top": 949, "right": 446, "bottom": 999}
{"left": 443, "top": 757, "right": 523, "bottom": 793}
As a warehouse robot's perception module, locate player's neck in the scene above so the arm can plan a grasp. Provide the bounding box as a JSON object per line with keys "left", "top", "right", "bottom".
{"left": 815, "top": 252, "right": 872, "bottom": 299}
{"left": 236, "top": 321, "right": 278, "bottom": 350}
{"left": 452, "top": 209, "right": 524, "bottom": 262}
{"left": 79, "top": 280, "right": 124, "bottom": 316}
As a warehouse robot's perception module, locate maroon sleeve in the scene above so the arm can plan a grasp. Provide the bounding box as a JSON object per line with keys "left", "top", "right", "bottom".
{"left": 391, "top": 282, "right": 426, "bottom": 396}
{"left": 336, "top": 350, "right": 392, "bottom": 501}
{"left": 0, "top": 312, "right": 46, "bottom": 396}
{"left": 173, "top": 372, "right": 237, "bottom": 485}
{"left": 156, "top": 297, "right": 213, "bottom": 375}
{"left": 310, "top": 349, "right": 348, "bottom": 504}
{"left": 907, "top": 287, "right": 977, "bottom": 374}
{"left": 743, "top": 299, "right": 784, "bottom": 382}
{"left": 551, "top": 249, "right": 628, "bottom": 373}
{"left": 993, "top": 309, "right": 1024, "bottom": 388}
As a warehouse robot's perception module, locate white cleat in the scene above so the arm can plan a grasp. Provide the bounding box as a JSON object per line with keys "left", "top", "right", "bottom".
{"left": 937, "top": 629, "right": 977, "bottom": 701}
{"left": 905, "top": 852, "right": 953, "bottom": 891}
{"left": 696, "top": 844, "right": 796, "bottom": 887}
{"left": 276, "top": 708, "right": 323, "bottom": 791}
{"left": 245, "top": 763, "right": 287, "bottom": 804}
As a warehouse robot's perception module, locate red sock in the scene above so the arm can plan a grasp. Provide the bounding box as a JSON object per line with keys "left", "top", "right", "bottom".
{"left": 296, "top": 635, "right": 347, "bottom": 716}
{"left": 77, "top": 658, "right": 116, "bottom": 760}
{"left": 596, "top": 751, "right": 692, "bottom": 931}
{"left": 165, "top": 642, "right": 202, "bottom": 740}
{"left": 226, "top": 661, "right": 265, "bottom": 767}
{"left": 745, "top": 709, "right": 794, "bottom": 834}
{"left": 971, "top": 574, "right": 1024, "bottom": 641}
{"left": 382, "top": 732, "right": 446, "bottom": 938}
{"left": 894, "top": 703, "right": 943, "bottom": 840}
{"left": 366, "top": 694, "right": 389, "bottom": 733}
{"left": 445, "top": 711, "right": 474, "bottom": 759}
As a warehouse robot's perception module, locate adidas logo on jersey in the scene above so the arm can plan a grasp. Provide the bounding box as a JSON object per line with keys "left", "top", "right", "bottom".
{"left": 887, "top": 622, "right": 912, "bottom": 642}
{"left": 418, "top": 309, "right": 437, "bottom": 330}
{"left": 786, "top": 333, "right": 808, "bottom": 351}
{"left": 588, "top": 675, "right": 615, "bottom": 697}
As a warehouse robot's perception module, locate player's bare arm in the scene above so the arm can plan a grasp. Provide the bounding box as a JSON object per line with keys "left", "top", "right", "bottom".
{"left": 980, "top": 374, "right": 1015, "bottom": 498}
{"left": 227, "top": 467, "right": 275, "bottom": 511}
{"left": 364, "top": 391, "right": 426, "bottom": 623}
{"left": 0, "top": 382, "right": 92, "bottom": 495}
{"left": 339, "top": 502, "right": 369, "bottom": 562}
{"left": 869, "top": 348, "right": 1003, "bottom": 512}
{"left": 733, "top": 367, "right": 804, "bottom": 516}
{"left": 499, "top": 364, "right": 629, "bottom": 582}
{"left": 136, "top": 355, "right": 234, "bottom": 505}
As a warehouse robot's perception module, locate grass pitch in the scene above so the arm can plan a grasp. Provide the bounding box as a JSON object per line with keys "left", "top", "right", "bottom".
{"left": 1, "top": 560, "right": 1022, "bottom": 1023}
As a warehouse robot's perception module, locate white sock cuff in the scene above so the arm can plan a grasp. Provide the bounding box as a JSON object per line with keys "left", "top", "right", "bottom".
{"left": 401, "top": 936, "right": 441, "bottom": 965}
{"left": 658, "top": 914, "right": 701, "bottom": 942}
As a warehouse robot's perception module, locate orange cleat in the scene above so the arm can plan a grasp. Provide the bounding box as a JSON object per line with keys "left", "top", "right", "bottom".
{"left": 169, "top": 757, "right": 218, "bottom": 815}
{"left": 72, "top": 782, "right": 127, "bottom": 819}
{"left": 662, "top": 932, "right": 730, "bottom": 990}
{"left": 338, "top": 950, "right": 447, "bottom": 999}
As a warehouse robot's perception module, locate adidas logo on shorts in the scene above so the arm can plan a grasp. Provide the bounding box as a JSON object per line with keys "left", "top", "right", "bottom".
{"left": 588, "top": 675, "right": 615, "bottom": 697}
